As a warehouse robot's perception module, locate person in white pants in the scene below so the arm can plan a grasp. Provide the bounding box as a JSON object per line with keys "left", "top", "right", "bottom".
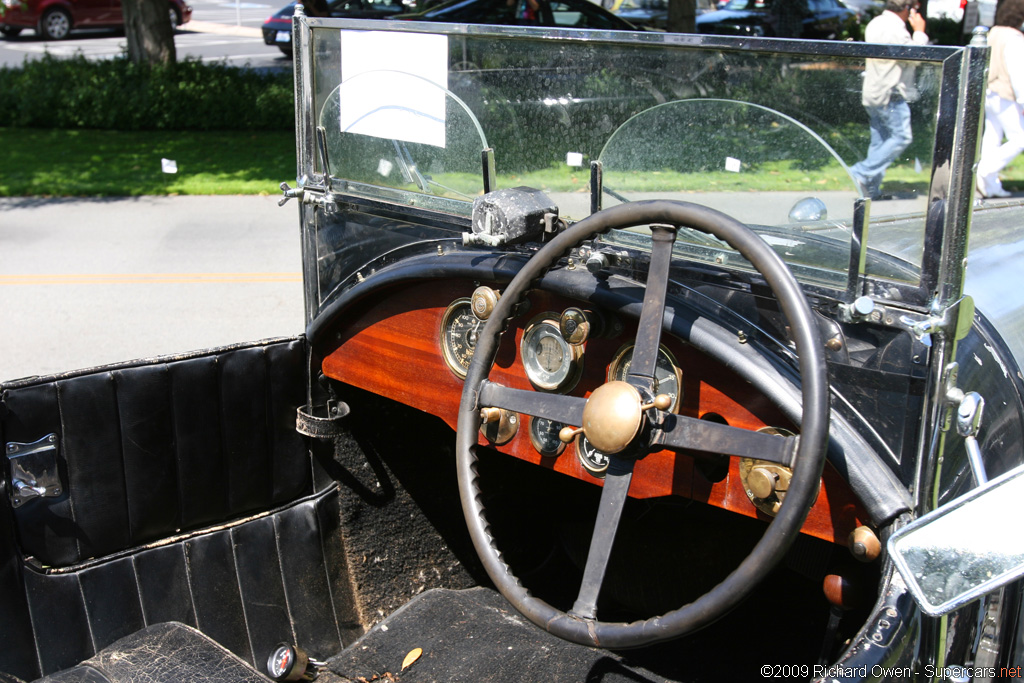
{"left": 977, "top": 0, "right": 1024, "bottom": 199}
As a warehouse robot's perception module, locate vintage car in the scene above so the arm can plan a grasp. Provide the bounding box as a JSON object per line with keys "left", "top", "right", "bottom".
{"left": 3, "top": 12, "right": 1024, "bottom": 683}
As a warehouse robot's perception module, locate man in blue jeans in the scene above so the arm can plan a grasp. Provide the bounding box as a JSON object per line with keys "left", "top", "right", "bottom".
{"left": 849, "top": 0, "right": 928, "bottom": 199}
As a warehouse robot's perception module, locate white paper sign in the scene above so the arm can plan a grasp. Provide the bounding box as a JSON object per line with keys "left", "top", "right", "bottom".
{"left": 339, "top": 31, "right": 448, "bottom": 148}
{"left": 724, "top": 157, "right": 741, "bottom": 173}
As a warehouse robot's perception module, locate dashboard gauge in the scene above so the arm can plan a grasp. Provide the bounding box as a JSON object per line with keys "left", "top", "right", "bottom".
{"left": 576, "top": 435, "right": 609, "bottom": 477}
{"left": 520, "top": 316, "right": 583, "bottom": 392}
{"left": 440, "top": 298, "right": 481, "bottom": 379}
{"left": 529, "top": 416, "right": 566, "bottom": 457}
{"left": 607, "top": 344, "right": 683, "bottom": 412}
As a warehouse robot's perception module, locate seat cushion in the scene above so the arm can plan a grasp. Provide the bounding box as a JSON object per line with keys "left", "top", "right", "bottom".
{"left": 36, "top": 622, "right": 269, "bottom": 683}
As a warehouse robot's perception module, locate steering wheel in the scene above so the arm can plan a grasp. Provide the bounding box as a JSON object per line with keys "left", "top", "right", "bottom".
{"left": 456, "top": 200, "right": 829, "bottom": 649}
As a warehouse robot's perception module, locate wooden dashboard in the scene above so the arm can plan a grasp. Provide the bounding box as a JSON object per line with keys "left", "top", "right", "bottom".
{"left": 320, "top": 279, "right": 867, "bottom": 546}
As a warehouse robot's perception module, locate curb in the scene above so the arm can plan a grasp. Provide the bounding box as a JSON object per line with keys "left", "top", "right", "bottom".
{"left": 182, "top": 20, "right": 264, "bottom": 38}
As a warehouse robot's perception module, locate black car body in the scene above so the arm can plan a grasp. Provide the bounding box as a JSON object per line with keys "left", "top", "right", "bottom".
{"left": 5, "top": 15, "right": 1024, "bottom": 683}
{"left": 696, "top": 0, "right": 858, "bottom": 38}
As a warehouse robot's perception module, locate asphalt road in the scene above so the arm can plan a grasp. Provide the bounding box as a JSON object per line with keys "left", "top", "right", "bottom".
{"left": 0, "top": 196, "right": 305, "bottom": 382}
{"left": 0, "top": 0, "right": 291, "bottom": 70}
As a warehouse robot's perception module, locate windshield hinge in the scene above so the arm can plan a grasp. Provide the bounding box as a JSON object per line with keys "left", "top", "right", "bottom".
{"left": 942, "top": 362, "right": 988, "bottom": 485}
{"left": 839, "top": 296, "right": 974, "bottom": 343}
{"left": 278, "top": 182, "right": 336, "bottom": 212}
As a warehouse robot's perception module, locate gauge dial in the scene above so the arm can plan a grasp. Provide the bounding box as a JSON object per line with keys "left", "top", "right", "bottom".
{"left": 440, "top": 298, "right": 481, "bottom": 379}
{"left": 520, "top": 317, "right": 583, "bottom": 392}
{"left": 576, "top": 435, "right": 609, "bottom": 477}
{"left": 607, "top": 344, "right": 683, "bottom": 412}
{"left": 529, "top": 416, "right": 566, "bottom": 457}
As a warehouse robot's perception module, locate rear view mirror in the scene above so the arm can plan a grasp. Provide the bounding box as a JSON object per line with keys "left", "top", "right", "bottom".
{"left": 889, "top": 463, "right": 1024, "bottom": 616}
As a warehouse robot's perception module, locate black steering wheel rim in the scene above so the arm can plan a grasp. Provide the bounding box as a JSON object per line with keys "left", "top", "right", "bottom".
{"left": 456, "top": 200, "right": 829, "bottom": 649}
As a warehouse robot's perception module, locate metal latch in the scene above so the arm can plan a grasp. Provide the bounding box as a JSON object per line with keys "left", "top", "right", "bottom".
{"left": 5, "top": 434, "right": 63, "bottom": 508}
{"left": 296, "top": 400, "right": 350, "bottom": 439}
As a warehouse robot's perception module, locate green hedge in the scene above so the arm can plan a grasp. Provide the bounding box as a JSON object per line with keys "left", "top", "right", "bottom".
{"left": 0, "top": 55, "right": 294, "bottom": 131}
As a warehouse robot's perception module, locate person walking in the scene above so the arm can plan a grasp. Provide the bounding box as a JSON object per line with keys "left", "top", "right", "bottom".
{"left": 976, "top": 0, "right": 1024, "bottom": 199}
{"left": 849, "top": 0, "right": 928, "bottom": 199}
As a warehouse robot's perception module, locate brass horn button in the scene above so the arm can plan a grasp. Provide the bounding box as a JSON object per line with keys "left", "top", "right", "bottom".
{"left": 581, "top": 381, "right": 643, "bottom": 454}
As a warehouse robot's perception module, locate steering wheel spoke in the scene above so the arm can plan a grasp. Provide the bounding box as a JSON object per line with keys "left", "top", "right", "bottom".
{"left": 652, "top": 413, "right": 798, "bottom": 467}
{"left": 627, "top": 224, "right": 677, "bottom": 394}
{"left": 478, "top": 380, "right": 585, "bottom": 426}
{"left": 570, "top": 456, "right": 634, "bottom": 620}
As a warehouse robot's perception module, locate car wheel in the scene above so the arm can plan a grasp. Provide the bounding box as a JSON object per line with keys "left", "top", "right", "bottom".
{"left": 1, "top": 26, "right": 22, "bottom": 38}
{"left": 278, "top": 45, "right": 293, "bottom": 58}
{"left": 40, "top": 7, "right": 71, "bottom": 40}
{"left": 169, "top": 6, "right": 181, "bottom": 28}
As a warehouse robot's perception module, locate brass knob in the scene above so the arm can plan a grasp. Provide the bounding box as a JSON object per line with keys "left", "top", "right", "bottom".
{"left": 644, "top": 394, "right": 673, "bottom": 412}
{"left": 748, "top": 467, "right": 778, "bottom": 500}
{"left": 559, "top": 308, "right": 591, "bottom": 345}
{"left": 471, "top": 286, "right": 500, "bottom": 320}
{"left": 559, "top": 426, "right": 583, "bottom": 444}
{"left": 849, "top": 526, "right": 880, "bottom": 562}
{"left": 480, "top": 407, "right": 502, "bottom": 424}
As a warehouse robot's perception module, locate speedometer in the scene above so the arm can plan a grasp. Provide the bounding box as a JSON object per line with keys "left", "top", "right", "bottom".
{"left": 607, "top": 344, "right": 682, "bottom": 412}
{"left": 440, "top": 298, "right": 480, "bottom": 379}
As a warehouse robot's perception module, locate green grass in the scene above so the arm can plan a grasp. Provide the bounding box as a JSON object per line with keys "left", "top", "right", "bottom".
{"left": 5, "top": 126, "right": 1024, "bottom": 198}
{"left": 0, "top": 128, "right": 296, "bottom": 196}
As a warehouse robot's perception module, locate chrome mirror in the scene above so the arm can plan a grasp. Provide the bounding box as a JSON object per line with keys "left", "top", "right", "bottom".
{"left": 889, "top": 463, "right": 1024, "bottom": 616}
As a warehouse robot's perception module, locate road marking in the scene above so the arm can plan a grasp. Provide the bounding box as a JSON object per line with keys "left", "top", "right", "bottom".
{"left": 0, "top": 273, "right": 302, "bottom": 285}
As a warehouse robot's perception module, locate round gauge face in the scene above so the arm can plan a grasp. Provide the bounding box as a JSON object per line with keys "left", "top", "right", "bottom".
{"left": 576, "top": 435, "right": 609, "bottom": 477}
{"left": 529, "top": 416, "right": 566, "bottom": 457}
{"left": 520, "top": 318, "right": 581, "bottom": 392}
{"left": 607, "top": 344, "right": 682, "bottom": 412}
{"left": 440, "top": 298, "right": 481, "bottom": 379}
{"left": 267, "top": 644, "right": 294, "bottom": 680}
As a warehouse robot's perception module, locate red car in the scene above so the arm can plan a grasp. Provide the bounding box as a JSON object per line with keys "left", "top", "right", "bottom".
{"left": 0, "top": 0, "right": 192, "bottom": 40}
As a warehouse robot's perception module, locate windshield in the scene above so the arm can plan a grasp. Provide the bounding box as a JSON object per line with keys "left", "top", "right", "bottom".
{"left": 306, "top": 22, "right": 977, "bottom": 309}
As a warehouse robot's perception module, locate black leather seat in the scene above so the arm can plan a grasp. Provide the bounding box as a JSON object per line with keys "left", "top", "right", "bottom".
{"left": 35, "top": 622, "right": 270, "bottom": 683}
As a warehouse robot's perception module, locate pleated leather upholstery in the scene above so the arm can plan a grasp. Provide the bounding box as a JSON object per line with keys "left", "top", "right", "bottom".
{"left": 2, "top": 338, "right": 311, "bottom": 568}
{"left": 22, "top": 493, "right": 353, "bottom": 679}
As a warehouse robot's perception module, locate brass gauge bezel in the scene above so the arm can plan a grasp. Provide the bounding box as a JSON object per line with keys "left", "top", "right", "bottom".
{"left": 519, "top": 314, "right": 584, "bottom": 393}
{"left": 576, "top": 434, "right": 609, "bottom": 478}
{"left": 528, "top": 416, "right": 566, "bottom": 458}
{"left": 607, "top": 343, "right": 683, "bottom": 413}
{"left": 440, "top": 297, "right": 478, "bottom": 379}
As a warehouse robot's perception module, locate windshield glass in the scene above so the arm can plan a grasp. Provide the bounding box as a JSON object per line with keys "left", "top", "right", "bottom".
{"left": 308, "top": 23, "right": 966, "bottom": 302}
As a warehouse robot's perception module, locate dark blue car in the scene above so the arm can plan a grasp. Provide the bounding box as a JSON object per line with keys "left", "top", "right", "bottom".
{"left": 696, "top": 0, "right": 859, "bottom": 39}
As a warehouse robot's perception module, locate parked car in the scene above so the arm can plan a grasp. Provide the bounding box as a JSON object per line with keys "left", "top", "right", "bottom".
{"left": 0, "top": 0, "right": 191, "bottom": 40}
{"left": 5, "top": 14, "right": 1024, "bottom": 683}
{"left": 265, "top": 0, "right": 636, "bottom": 55}
{"left": 398, "top": 0, "right": 637, "bottom": 28}
{"left": 696, "top": 0, "right": 858, "bottom": 38}
{"left": 262, "top": 0, "right": 409, "bottom": 55}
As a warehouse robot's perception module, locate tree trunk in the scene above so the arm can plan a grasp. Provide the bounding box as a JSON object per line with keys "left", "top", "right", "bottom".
{"left": 123, "top": 0, "right": 176, "bottom": 64}
{"left": 667, "top": 0, "right": 697, "bottom": 33}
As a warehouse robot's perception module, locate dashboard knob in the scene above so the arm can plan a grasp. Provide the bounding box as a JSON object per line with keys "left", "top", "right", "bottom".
{"left": 848, "top": 526, "right": 881, "bottom": 562}
{"left": 559, "top": 308, "right": 591, "bottom": 345}
{"left": 586, "top": 252, "right": 609, "bottom": 273}
{"left": 471, "top": 286, "right": 500, "bottom": 320}
{"left": 747, "top": 466, "right": 778, "bottom": 500}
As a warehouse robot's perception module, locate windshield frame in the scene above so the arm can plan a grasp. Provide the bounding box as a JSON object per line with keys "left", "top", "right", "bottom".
{"left": 292, "top": 14, "right": 987, "bottom": 318}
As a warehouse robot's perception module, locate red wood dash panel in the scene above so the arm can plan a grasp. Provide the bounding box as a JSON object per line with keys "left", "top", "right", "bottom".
{"left": 320, "top": 280, "right": 866, "bottom": 545}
